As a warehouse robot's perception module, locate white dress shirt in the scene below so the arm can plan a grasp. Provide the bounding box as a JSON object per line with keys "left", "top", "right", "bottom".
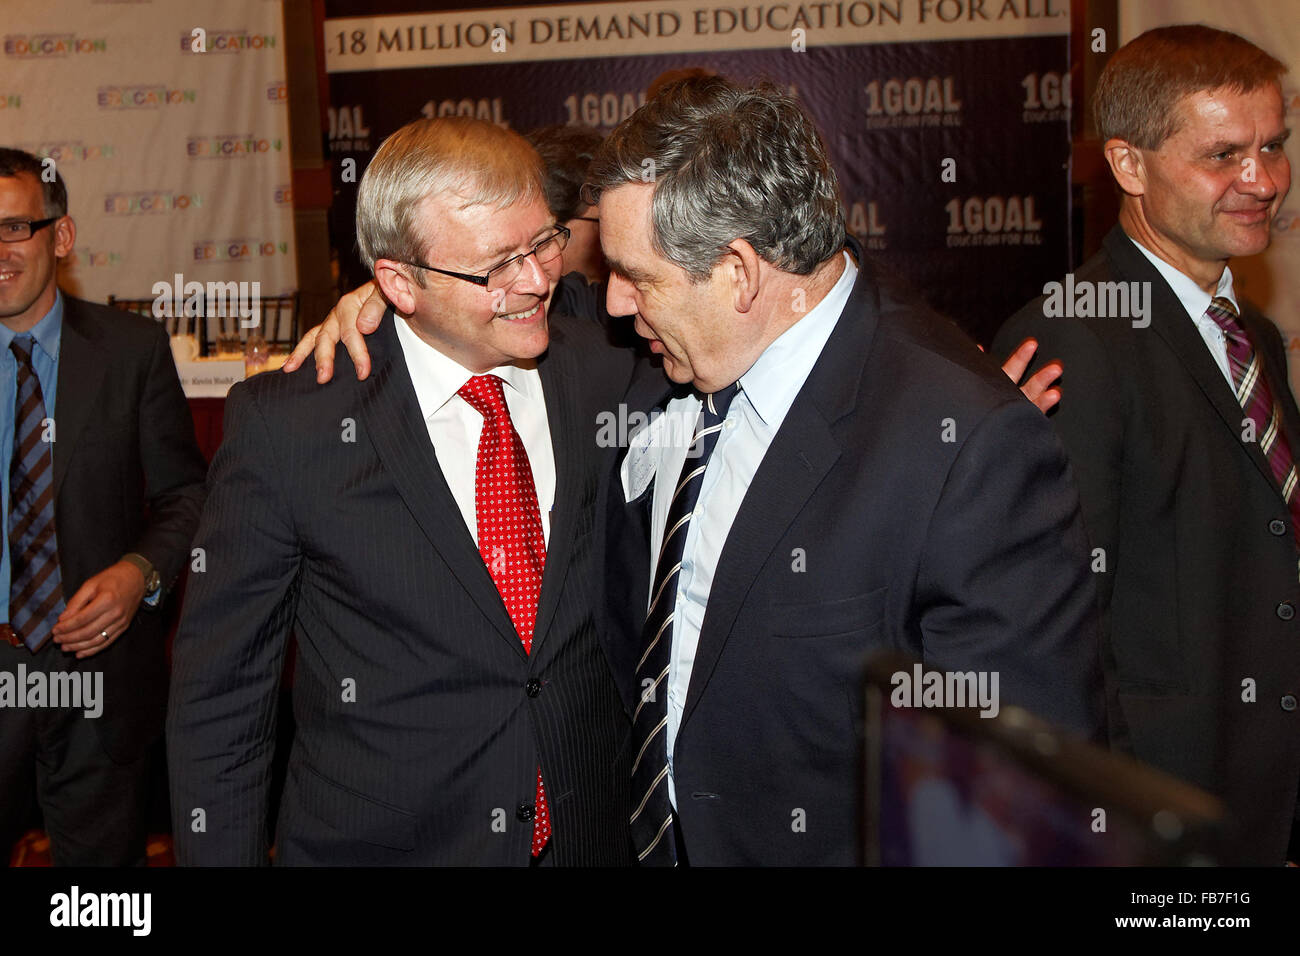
{"left": 621, "top": 252, "right": 857, "bottom": 806}
{"left": 394, "top": 316, "right": 555, "bottom": 545}
{"left": 1130, "top": 236, "right": 1238, "bottom": 388}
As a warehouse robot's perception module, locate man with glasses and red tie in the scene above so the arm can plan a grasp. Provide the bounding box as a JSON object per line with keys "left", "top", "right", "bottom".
{"left": 167, "top": 118, "right": 635, "bottom": 865}
{"left": 996, "top": 25, "right": 1300, "bottom": 865}
{"left": 0, "top": 147, "right": 206, "bottom": 865}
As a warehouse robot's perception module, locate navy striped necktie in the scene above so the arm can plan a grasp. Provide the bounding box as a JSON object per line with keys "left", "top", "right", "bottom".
{"left": 630, "top": 382, "right": 740, "bottom": 865}
{"left": 8, "top": 334, "right": 63, "bottom": 652}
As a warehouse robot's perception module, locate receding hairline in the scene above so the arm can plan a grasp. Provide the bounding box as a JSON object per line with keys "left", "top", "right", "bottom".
{"left": 1145, "top": 78, "right": 1288, "bottom": 149}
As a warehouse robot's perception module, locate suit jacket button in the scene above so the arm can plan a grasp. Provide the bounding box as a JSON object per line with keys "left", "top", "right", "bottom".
{"left": 1277, "top": 602, "right": 1295, "bottom": 621}
{"left": 525, "top": 678, "right": 542, "bottom": 698}
{"left": 1282, "top": 695, "right": 1298, "bottom": 712}
{"left": 1269, "top": 518, "right": 1288, "bottom": 536}
{"left": 516, "top": 803, "right": 535, "bottom": 822}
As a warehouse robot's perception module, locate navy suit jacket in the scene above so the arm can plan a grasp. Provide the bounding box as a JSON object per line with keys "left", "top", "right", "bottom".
{"left": 605, "top": 251, "right": 1106, "bottom": 865}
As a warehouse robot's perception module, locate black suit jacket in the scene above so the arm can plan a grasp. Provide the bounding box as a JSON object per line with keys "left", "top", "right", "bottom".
{"left": 605, "top": 254, "right": 1105, "bottom": 865}
{"left": 49, "top": 296, "right": 206, "bottom": 761}
{"left": 993, "top": 226, "right": 1300, "bottom": 865}
{"left": 167, "top": 310, "right": 635, "bottom": 865}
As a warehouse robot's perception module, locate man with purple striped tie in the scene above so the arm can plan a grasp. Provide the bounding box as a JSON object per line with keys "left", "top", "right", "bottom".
{"left": 996, "top": 25, "right": 1300, "bottom": 865}
{"left": 0, "top": 149, "right": 206, "bottom": 865}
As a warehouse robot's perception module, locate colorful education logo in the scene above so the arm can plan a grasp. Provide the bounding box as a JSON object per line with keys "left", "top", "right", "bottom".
{"left": 104, "top": 192, "right": 202, "bottom": 214}
{"left": 25, "top": 141, "right": 114, "bottom": 164}
{"left": 186, "top": 134, "right": 283, "bottom": 158}
{"left": 179, "top": 30, "right": 277, "bottom": 53}
{"left": 3, "top": 34, "right": 107, "bottom": 57}
{"left": 97, "top": 86, "right": 197, "bottom": 109}
{"left": 63, "top": 248, "right": 123, "bottom": 269}
{"left": 192, "top": 239, "right": 289, "bottom": 262}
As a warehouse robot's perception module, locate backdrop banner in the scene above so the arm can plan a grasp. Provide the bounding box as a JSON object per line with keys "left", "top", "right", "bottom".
{"left": 2, "top": 0, "right": 298, "bottom": 310}
{"left": 325, "top": 0, "right": 1073, "bottom": 344}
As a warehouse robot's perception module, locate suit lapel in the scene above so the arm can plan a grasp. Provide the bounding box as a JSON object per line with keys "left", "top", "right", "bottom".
{"left": 52, "top": 298, "right": 108, "bottom": 503}
{"left": 359, "top": 312, "right": 522, "bottom": 655}
{"left": 1104, "top": 229, "right": 1280, "bottom": 496}
{"left": 531, "top": 326, "right": 582, "bottom": 655}
{"left": 679, "top": 259, "right": 877, "bottom": 732}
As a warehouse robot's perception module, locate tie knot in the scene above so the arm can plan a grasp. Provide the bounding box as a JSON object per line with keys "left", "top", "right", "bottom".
{"left": 9, "top": 334, "right": 35, "bottom": 366}
{"left": 1206, "top": 296, "right": 1244, "bottom": 337}
{"left": 458, "top": 374, "right": 509, "bottom": 420}
{"left": 700, "top": 382, "right": 741, "bottom": 422}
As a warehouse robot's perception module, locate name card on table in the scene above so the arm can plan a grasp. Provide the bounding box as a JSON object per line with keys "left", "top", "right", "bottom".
{"left": 176, "top": 359, "right": 245, "bottom": 398}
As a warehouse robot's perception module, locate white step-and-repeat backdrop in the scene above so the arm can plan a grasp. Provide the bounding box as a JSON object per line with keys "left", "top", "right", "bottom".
{"left": 1, "top": 0, "right": 297, "bottom": 308}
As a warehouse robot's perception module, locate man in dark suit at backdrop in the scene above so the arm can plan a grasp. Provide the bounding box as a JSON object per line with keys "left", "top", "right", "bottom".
{"left": 995, "top": 25, "right": 1300, "bottom": 865}
{"left": 585, "top": 77, "right": 1104, "bottom": 865}
{"left": 0, "top": 148, "right": 206, "bottom": 865}
{"left": 167, "top": 118, "right": 633, "bottom": 865}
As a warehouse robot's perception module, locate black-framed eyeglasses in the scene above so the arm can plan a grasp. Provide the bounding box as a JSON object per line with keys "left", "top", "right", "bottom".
{"left": 398, "top": 225, "right": 570, "bottom": 293}
{"left": 0, "top": 217, "right": 59, "bottom": 243}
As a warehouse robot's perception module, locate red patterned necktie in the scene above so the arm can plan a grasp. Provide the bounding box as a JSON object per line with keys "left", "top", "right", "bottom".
{"left": 1205, "top": 296, "right": 1300, "bottom": 551}
{"left": 457, "top": 374, "right": 551, "bottom": 856}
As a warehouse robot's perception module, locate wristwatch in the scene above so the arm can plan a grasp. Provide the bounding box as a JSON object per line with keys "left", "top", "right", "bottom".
{"left": 122, "top": 552, "right": 161, "bottom": 596}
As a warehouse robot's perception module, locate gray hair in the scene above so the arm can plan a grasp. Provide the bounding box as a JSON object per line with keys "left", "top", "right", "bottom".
{"left": 356, "top": 117, "right": 545, "bottom": 285}
{"left": 585, "top": 77, "right": 845, "bottom": 281}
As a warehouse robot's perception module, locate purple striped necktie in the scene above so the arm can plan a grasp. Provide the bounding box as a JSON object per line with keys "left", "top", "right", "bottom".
{"left": 8, "top": 334, "right": 63, "bottom": 652}
{"left": 1204, "top": 296, "right": 1300, "bottom": 552}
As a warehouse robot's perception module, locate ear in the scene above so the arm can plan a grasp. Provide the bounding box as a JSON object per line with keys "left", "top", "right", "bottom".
{"left": 1103, "top": 138, "right": 1146, "bottom": 198}
{"left": 53, "top": 215, "right": 75, "bottom": 258}
{"left": 373, "top": 259, "right": 419, "bottom": 316}
{"left": 721, "top": 238, "right": 762, "bottom": 314}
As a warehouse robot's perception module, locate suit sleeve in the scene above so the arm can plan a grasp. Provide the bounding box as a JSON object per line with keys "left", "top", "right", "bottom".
{"left": 166, "top": 382, "right": 302, "bottom": 866}
{"left": 992, "top": 310, "right": 1130, "bottom": 750}
{"left": 914, "top": 396, "right": 1105, "bottom": 741}
{"left": 130, "top": 322, "right": 208, "bottom": 595}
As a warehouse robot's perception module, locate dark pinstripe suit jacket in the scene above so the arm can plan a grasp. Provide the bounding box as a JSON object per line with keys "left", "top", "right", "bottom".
{"left": 166, "top": 310, "right": 635, "bottom": 865}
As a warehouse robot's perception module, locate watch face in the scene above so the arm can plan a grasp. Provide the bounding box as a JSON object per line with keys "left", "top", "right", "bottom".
{"left": 147, "top": 572, "right": 161, "bottom": 592}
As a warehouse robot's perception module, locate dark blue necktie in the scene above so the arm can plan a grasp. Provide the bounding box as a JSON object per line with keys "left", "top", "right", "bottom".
{"left": 8, "top": 335, "right": 63, "bottom": 652}
{"left": 630, "top": 382, "right": 740, "bottom": 865}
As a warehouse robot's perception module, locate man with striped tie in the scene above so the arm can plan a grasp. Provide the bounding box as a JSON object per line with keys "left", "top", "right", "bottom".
{"left": 0, "top": 148, "right": 207, "bottom": 864}
{"left": 995, "top": 25, "right": 1300, "bottom": 865}
{"left": 589, "top": 77, "right": 1104, "bottom": 866}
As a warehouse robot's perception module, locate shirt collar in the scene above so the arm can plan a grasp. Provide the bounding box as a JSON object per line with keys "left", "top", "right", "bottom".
{"left": 737, "top": 252, "right": 857, "bottom": 429}
{"left": 1128, "top": 235, "right": 1237, "bottom": 324}
{"left": 0, "top": 289, "right": 64, "bottom": 361}
{"left": 393, "top": 314, "right": 540, "bottom": 422}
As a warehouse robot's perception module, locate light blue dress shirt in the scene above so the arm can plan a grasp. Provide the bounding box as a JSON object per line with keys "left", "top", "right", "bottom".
{"left": 622, "top": 252, "right": 858, "bottom": 806}
{"left": 1, "top": 292, "right": 64, "bottom": 626}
